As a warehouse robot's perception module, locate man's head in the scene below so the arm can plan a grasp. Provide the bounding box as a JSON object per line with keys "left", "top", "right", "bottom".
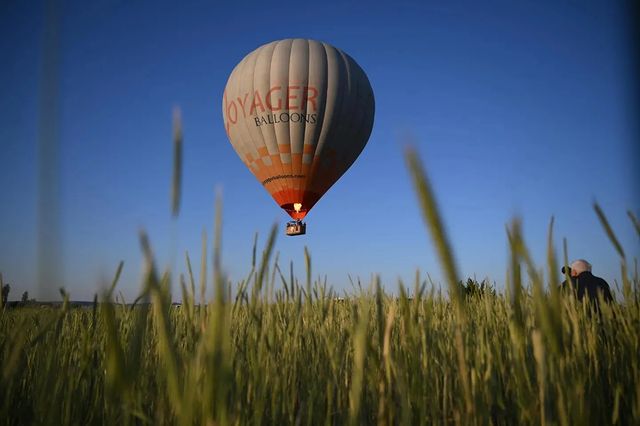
{"left": 570, "top": 259, "right": 592, "bottom": 277}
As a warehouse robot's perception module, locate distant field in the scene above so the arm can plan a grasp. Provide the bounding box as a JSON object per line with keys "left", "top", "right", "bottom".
{"left": 1, "top": 151, "right": 637, "bottom": 425}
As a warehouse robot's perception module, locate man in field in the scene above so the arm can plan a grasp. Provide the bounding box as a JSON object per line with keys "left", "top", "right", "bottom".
{"left": 564, "top": 259, "right": 613, "bottom": 307}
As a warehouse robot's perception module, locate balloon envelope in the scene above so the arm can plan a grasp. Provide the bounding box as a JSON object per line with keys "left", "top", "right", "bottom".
{"left": 222, "top": 39, "right": 375, "bottom": 220}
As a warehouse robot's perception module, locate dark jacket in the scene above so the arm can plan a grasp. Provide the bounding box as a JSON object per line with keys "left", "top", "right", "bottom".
{"left": 568, "top": 271, "right": 613, "bottom": 305}
{"left": 560, "top": 277, "right": 576, "bottom": 292}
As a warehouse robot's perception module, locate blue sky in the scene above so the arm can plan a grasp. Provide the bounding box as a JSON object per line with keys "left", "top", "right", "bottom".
{"left": 1, "top": 0, "right": 638, "bottom": 301}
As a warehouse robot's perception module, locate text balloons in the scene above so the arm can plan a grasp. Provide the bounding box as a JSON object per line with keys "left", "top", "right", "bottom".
{"left": 222, "top": 39, "right": 375, "bottom": 220}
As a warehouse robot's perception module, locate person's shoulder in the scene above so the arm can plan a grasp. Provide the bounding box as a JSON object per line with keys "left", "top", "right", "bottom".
{"left": 595, "top": 275, "right": 610, "bottom": 288}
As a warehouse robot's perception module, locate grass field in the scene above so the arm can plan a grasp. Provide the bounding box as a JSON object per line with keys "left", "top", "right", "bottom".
{"left": 1, "top": 150, "right": 638, "bottom": 425}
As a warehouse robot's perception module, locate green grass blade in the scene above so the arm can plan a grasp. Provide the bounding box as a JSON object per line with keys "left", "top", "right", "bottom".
{"left": 627, "top": 210, "right": 640, "bottom": 238}
{"left": 594, "top": 202, "right": 626, "bottom": 259}
{"left": 171, "top": 106, "right": 183, "bottom": 218}
{"left": 404, "top": 147, "right": 463, "bottom": 319}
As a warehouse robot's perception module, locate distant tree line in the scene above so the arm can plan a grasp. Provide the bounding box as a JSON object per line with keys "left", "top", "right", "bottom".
{"left": 458, "top": 278, "right": 496, "bottom": 298}
{"left": 1, "top": 277, "right": 37, "bottom": 309}
{"left": 1, "top": 282, "right": 9, "bottom": 307}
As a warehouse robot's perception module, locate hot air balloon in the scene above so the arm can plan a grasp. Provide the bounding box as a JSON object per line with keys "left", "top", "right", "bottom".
{"left": 222, "top": 39, "right": 375, "bottom": 235}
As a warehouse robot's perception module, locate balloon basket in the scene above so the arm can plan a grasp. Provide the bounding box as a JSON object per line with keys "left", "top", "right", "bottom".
{"left": 286, "top": 221, "right": 306, "bottom": 236}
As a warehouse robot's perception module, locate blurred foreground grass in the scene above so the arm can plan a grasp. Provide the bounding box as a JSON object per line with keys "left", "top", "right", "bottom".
{"left": 0, "top": 150, "right": 638, "bottom": 425}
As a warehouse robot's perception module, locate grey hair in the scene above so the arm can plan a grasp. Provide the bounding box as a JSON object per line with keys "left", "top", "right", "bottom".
{"left": 570, "top": 259, "right": 592, "bottom": 274}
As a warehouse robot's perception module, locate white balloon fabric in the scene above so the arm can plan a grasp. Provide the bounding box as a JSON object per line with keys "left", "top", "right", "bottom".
{"left": 222, "top": 39, "right": 375, "bottom": 220}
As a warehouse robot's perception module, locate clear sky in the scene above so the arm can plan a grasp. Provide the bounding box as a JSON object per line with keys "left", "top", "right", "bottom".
{"left": 1, "top": 0, "right": 638, "bottom": 301}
